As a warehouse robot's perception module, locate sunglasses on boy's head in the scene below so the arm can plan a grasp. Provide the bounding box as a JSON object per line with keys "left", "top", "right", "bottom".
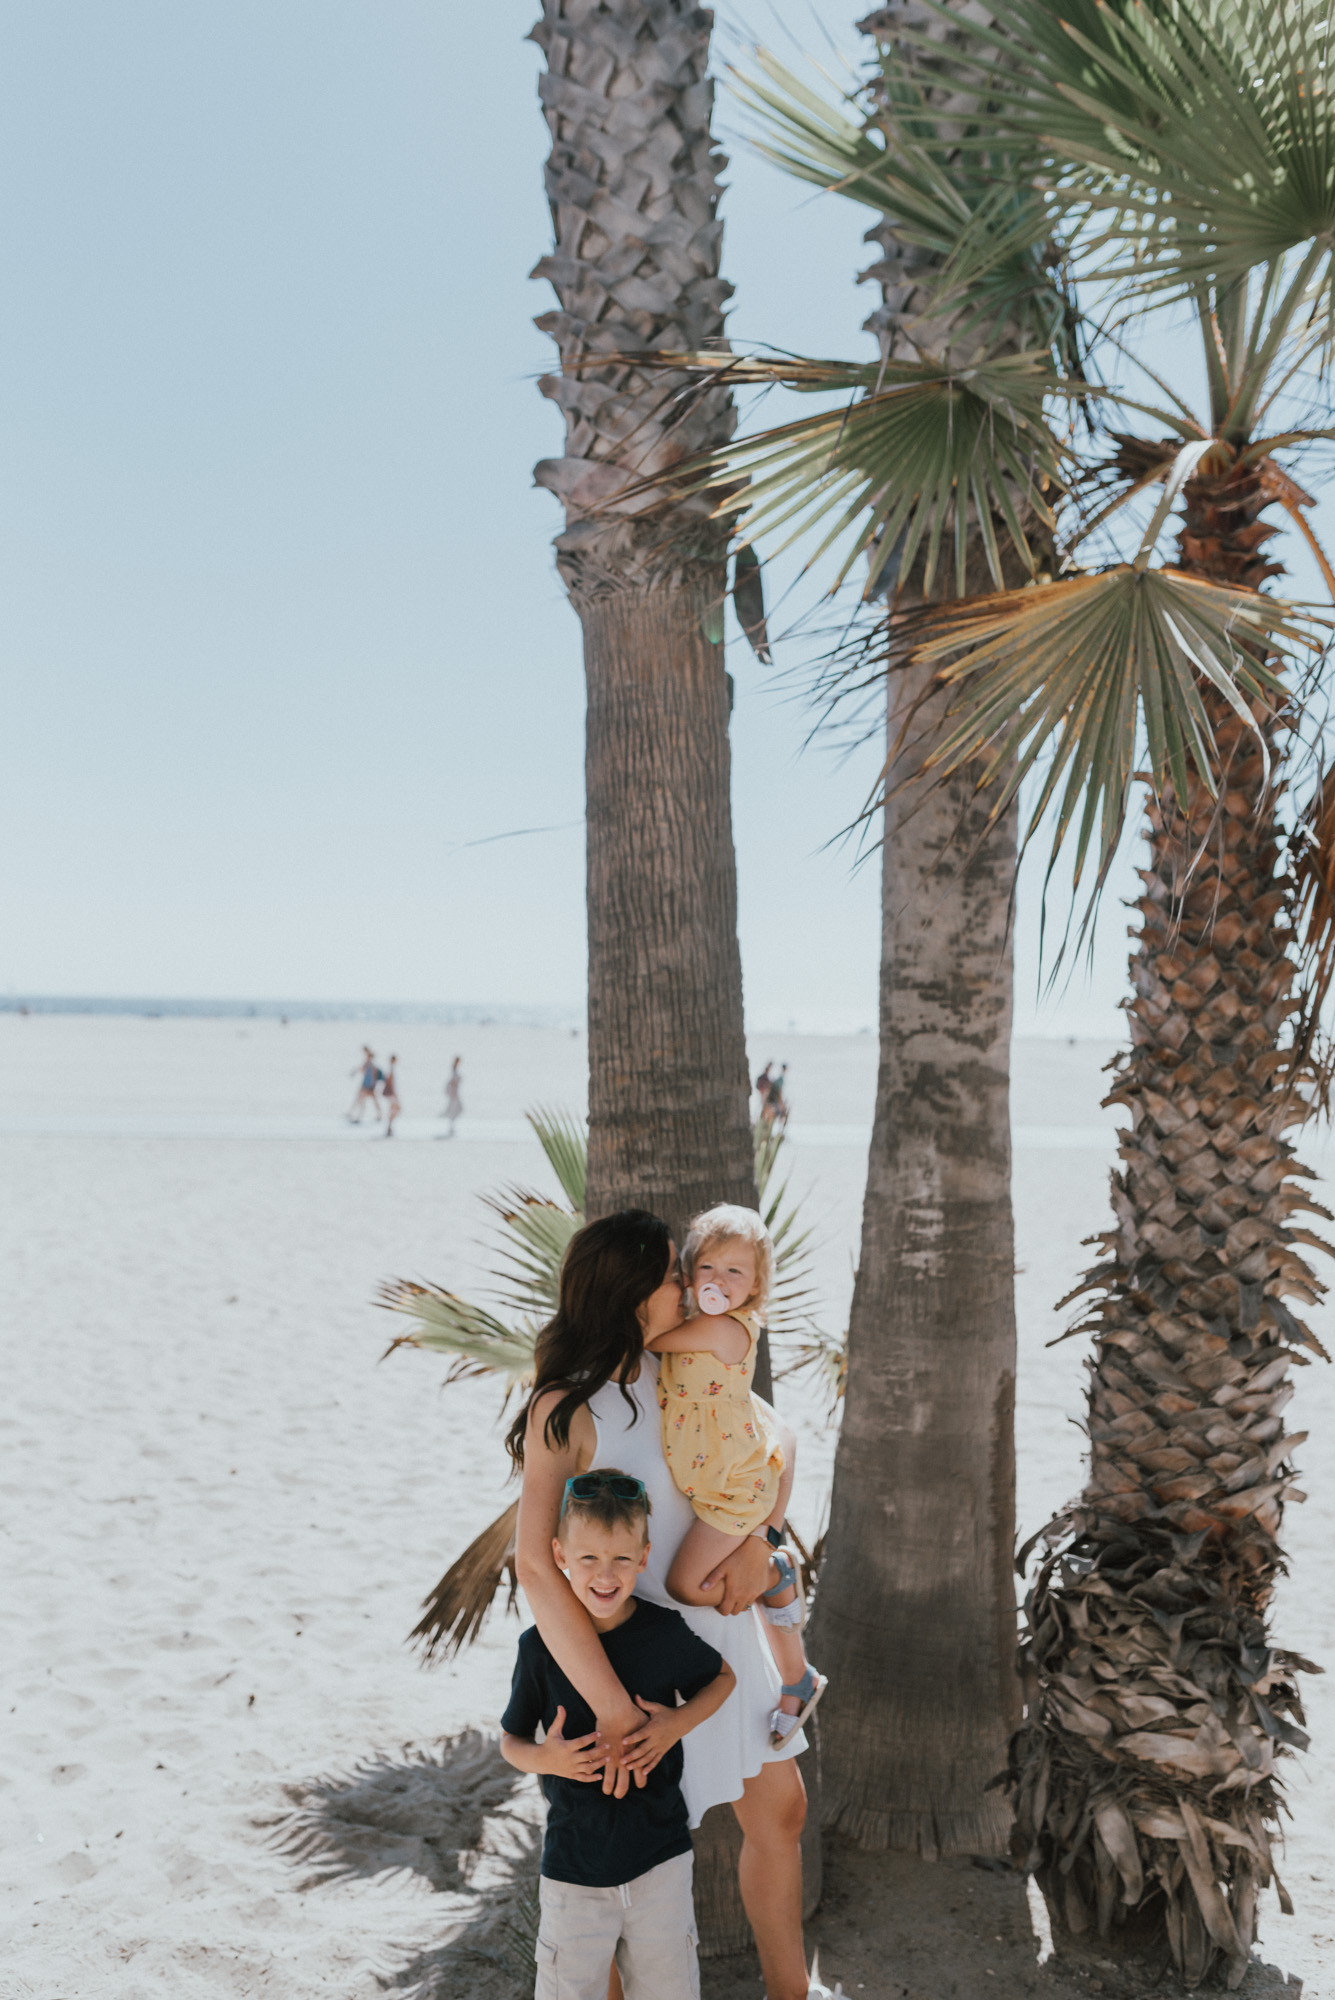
{"left": 563, "top": 1472, "right": 647, "bottom": 1504}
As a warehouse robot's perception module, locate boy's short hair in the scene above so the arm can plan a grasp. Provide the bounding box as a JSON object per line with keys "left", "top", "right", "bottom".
{"left": 557, "top": 1469, "right": 651, "bottom": 1544}
{"left": 682, "top": 1204, "right": 774, "bottom": 1306}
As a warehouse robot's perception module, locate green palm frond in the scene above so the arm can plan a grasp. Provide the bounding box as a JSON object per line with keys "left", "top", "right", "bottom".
{"left": 480, "top": 1191, "right": 581, "bottom": 1324}
{"left": 922, "top": 0, "right": 1335, "bottom": 323}
{"left": 733, "top": 48, "right": 1070, "bottom": 357}
{"left": 774, "top": 1319, "right": 848, "bottom": 1418}
{"left": 377, "top": 1282, "right": 536, "bottom": 1391}
{"left": 753, "top": 1120, "right": 821, "bottom": 1344}
{"left": 528, "top": 1104, "right": 587, "bottom": 1211}
{"left": 905, "top": 566, "right": 1313, "bottom": 910}
{"left": 669, "top": 350, "right": 1066, "bottom": 599}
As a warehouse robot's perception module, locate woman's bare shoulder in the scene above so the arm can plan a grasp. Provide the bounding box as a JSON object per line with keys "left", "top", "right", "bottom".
{"left": 523, "top": 1388, "right": 596, "bottom": 1469}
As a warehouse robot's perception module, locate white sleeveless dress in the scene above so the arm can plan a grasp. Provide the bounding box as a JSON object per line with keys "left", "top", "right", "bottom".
{"left": 586, "top": 1359, "right": 806, "bottom": 1827}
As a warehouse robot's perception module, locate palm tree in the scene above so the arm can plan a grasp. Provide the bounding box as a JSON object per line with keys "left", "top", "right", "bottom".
{"left": 779, "top": 9, "right": 1056, "bottom": 1862}
{"left": 660, "top": 12, "right": 1077, "bottom": 1860}
{"left": 659, "top": 0, "right": 1335, "bottom": 1979}
{"left": 529, "top": 0, "right": 765, "bottom": 1273}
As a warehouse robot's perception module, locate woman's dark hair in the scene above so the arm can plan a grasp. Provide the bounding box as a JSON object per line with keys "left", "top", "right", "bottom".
{"left": 505, "top": 1209, "right": 673, "bottom": 1468}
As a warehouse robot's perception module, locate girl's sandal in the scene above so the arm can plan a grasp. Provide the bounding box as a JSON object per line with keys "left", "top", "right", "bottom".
{"left": 758, "top": 1546, "right": 804, "bottom": 1631}
{"left": 769, "top": 1667, "right": 828, "bottom": 1747}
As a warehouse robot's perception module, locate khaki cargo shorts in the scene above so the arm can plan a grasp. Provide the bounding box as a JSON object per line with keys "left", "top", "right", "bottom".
{"left": 535, "top": 1850, "right": 699, "bottom": 2000}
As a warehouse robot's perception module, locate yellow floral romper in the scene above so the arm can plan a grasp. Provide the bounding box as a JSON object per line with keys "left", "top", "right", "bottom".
{"left": 657, "top": 1309, "right": 784, "bottom": 1536}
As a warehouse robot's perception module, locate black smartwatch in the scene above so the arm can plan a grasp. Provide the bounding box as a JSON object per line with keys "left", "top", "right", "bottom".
{"left": 762, "top": 1525, "right": 783, "bottom": 1549}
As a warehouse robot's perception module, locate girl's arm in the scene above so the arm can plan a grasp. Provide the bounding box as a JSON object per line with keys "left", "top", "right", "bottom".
{"left": 644, "top": 1315, "right": 749, "bottom": 1365}
{"left": 514, "top": 1392, "right": 646, "bottom": 1796}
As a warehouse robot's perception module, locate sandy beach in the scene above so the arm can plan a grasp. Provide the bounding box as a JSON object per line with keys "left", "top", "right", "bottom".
{"left": 2, "top": 1012, "right": 1332, "bottom": 1996}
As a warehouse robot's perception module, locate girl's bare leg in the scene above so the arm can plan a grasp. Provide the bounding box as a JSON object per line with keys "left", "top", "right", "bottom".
{"left": 733, "top": 1758, "right": 809, "bottom": 2000}
{"left": 664, "top": 1518, "right": 755, "bottom": 1607}
{"left": 764, "top": 1616, "right": 810, "bottom": 1704}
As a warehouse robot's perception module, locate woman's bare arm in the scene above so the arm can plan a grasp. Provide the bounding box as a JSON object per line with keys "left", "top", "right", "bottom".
{"left": 514, "top": 1392, "right": 645, "bottom": 1795}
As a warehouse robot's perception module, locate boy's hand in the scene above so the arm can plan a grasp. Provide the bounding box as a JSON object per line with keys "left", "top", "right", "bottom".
{"left": 539, "top": 1706, "right": 605, "bottom": 1783}
{"left": 621, "top": 1697, "right": 683, "bottom": 1777}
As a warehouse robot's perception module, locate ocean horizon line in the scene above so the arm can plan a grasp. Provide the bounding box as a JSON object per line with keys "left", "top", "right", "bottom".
{"left": 0, "top": 994, "right": 582, "bottom": 1028}
{"left": 0, "top": 992, "right": 1119, "bottom": 1041}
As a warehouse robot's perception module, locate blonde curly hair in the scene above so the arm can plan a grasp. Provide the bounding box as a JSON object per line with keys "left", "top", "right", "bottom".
{"left": 681, "top": 1204, "right": 774, "bottom": 1310}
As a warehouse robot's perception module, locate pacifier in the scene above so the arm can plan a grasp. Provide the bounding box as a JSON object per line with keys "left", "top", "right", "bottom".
{"left": 697, "top": 1282, "right": 730, "bottom": 1315}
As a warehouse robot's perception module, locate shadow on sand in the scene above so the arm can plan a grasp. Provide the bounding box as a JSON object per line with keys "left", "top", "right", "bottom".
{"left": 267, "top": 1729, "right": 541, "bottom": 1999}
{"left": 266, "top": 1740, "right": 1302, "bottom": 2000}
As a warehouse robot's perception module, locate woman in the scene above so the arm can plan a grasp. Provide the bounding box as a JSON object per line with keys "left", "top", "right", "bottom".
{"left": 381, "top": 1055, "right": 401, "bottom": 1138}
{"left": 509, "top": 1210, "right": 825, "bottom": 2000}
{"left": 347, "top": 1045, "right": 382, "bottom": 1124}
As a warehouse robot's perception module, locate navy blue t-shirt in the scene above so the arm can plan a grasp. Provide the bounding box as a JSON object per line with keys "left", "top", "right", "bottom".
{"left": 501, "top": 1598, "right": 723, "bottom": 1887}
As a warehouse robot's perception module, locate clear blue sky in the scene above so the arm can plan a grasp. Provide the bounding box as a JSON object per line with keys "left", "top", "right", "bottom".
{"left": 4, "top": 2, "right": 1313, "bottom": 1035}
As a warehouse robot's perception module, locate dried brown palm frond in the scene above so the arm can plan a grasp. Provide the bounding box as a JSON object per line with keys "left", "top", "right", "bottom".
{"left": 410, "top": 1502, "right": 520, "bottom": 1664}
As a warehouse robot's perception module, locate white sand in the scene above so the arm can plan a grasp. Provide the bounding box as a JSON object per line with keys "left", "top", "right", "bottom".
{"left": 1, "top": 1014, "right": 1330, "bottom": 1995}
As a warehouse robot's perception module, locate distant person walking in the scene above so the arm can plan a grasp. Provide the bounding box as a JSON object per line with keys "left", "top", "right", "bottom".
{"left": 382, "top": 1056, "right": 401, "bottom": 1138}
{"left": 761, "top": 1064, "right": 788, "bottom": 1131}
{"left": 441, "top": 1055, "right": 464, "bottom": 1137}
{"left": 754, "top": 1062, "right": 772, "bottom": 1122}
{"left": 348, "top": 1045, "right": 382, "bottom": 1124}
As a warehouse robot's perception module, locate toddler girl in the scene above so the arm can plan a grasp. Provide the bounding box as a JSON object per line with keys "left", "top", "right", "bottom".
{"left": 644, "top": 1203, "right": 826, "bottom": 1744}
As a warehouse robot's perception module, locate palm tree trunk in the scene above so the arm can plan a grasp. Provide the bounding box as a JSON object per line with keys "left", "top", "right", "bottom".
{"left": 798, "top": 2, "right": 1030, "bottom": 1858}
{"left": 808, "top": 655, "right": 1020, "bottom": 1855}
{"left": 1009, "top": 463, "right": 1323, "bottom": 1987}
{"left": 530, "top": 4, "right": 785, "bottom": 1951}
{"left": 583, "top": 575, "right": 755, "bottom": 1252}
{"left": 529, "top": 0, "right": 759, "bottom": 1259}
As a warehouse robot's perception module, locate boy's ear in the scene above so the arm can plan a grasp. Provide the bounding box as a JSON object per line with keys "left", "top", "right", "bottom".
{"left": 637, "top": 1539, "right": 650, "bottom": 1572}
{"left": 552, "top": 1536, "right": 567, "bottom": 1573}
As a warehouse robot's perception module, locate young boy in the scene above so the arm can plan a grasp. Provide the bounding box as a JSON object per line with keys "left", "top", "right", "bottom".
{"left": 501, "top": 1469, "right": 736, "bottom": 2000}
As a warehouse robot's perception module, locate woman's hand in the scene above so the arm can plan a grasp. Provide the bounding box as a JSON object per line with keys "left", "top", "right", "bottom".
{"left": 595, "top": 1698, "right": 651, "bottom": 1793}
{"left": 621, "top": 1697, "right": 683, "bottom": 1778}
{"left": 702, "top": 1533, "right": 775, "bottom": 1615}
{"left": 536, "top": 1706, "right": 605, "bottom": 1783}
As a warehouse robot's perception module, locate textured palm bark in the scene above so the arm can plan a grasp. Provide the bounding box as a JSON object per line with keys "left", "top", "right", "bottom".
{"left": 583, "top": 577, "right": 755, "bottom": 1254}
{"left": 1008, "top": 466, "right": 1325, "bottom": 1987}
{"left": 808, "top": 657, "right": 1020, "bottom": 1857}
